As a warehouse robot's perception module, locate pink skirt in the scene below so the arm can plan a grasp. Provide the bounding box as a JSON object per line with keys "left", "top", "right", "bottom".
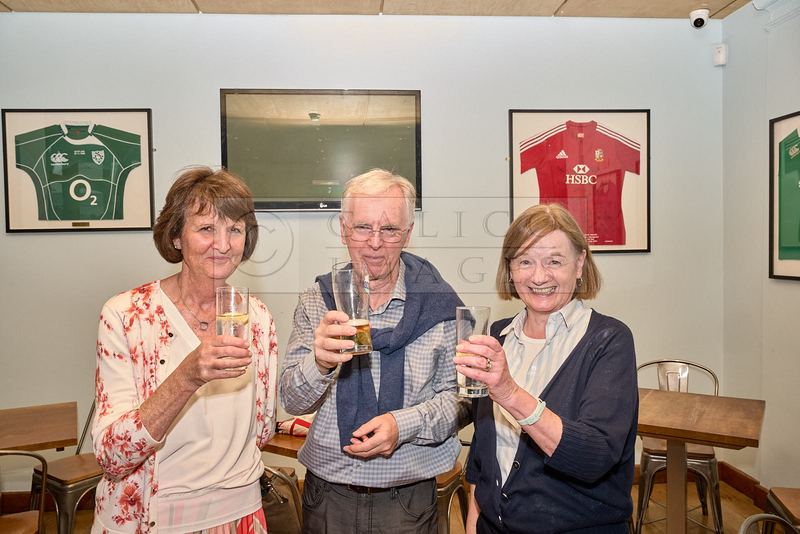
{"left": 187, "top": 508, "right": 267, "bottom": 534}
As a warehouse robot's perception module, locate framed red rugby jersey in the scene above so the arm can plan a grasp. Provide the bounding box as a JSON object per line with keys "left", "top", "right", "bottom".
{"left": 511, "top": 110, "right": 650, "bottom": 253}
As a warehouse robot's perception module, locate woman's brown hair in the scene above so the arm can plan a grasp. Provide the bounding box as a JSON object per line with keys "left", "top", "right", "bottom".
{"left": 152, "top": 166, "right": 258, "bottom": 263}
{"left": 495, "top": 203, "right": 602, "bottom": 301}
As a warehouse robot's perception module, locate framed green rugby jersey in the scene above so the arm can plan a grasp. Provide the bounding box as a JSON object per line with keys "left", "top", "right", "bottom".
{"left": 778, "top": 128, "right": 800, "bottom": 260}
{"left": 2, "top": 109, "right": 153, "bottom": 232}
{"left": 15, "top": 122, "right": 142, "bottom": 221}
{"left": 769, "top": 109, "right": 800, "bottom": 280}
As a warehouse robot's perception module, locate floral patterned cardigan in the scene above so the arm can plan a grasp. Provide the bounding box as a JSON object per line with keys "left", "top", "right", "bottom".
{"left": 91, "top": 281, "right": 278, "bottom": 534}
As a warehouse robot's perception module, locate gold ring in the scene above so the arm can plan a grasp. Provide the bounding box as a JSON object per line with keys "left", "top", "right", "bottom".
{"left": 483, "top": 359, "right": 492, "bottom": 372}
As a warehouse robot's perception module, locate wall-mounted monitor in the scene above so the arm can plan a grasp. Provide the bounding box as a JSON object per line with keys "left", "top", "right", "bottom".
{"left": 220, "top": 89, "right": 421, "bottom": 212}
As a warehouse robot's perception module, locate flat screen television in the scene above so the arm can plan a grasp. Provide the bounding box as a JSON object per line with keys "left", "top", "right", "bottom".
{"left": 220, "top": 89, "right": 421, "bottom": 211}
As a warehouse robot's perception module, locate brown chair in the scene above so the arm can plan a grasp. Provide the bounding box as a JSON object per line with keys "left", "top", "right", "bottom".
{"left": 635, "top": 359, "right": 723, "bottom": 534}
{"left": 0, "top": 450, "right": 48, "bottom": 534}
{"left": 764, "top": 487, "right": 800, "bottom": 534}
{"left": 29, "top": 401, "right": 102, "bottom": 534}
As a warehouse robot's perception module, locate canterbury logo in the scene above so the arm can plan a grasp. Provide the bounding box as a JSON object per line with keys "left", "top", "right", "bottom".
{"left": 50, "top": 152, "right": 68, "bottom": 164}
{"left": 556, "top": 150, "right": 568, "bottom": 159}
{"left": 574, "top": 164, "right": 590, "bottom": 174}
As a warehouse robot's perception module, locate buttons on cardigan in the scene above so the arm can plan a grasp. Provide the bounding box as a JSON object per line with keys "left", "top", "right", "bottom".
{"left": 160, "top": 359, "right": 165, "bottom": 365}
{"left": 512, "top": 461, "right": 520, "bottom": 470}
{"left": 168, "top": 332, "right": 173, "bottom": 337}
{"left": 149, "top": 521, "right": 155, "bottom": 527}
{"left": 499, "top": 515, "right": 503, "bottom": 524}
{"left": 502, "top": 492, "right": 509, "bottom": 500}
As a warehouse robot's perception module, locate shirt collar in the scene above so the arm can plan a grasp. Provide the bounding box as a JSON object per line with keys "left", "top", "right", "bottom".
{"left": 500, "top": 298, "right": 585, "bottom": 340}
{"left": 372, "top": 260, "right": 406, "bottom": 314}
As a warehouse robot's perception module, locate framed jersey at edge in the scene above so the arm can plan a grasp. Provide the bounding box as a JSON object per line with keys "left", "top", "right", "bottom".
{"left": 509, "top": 109, "right": 650, "bottom": 253}
{"left": 769, "top": 109, "right": 800, "bottom": 280}
{"left": 2, "top": 108, "right": 154, "bottom": 232}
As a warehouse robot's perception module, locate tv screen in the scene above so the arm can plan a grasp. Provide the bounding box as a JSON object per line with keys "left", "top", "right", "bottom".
{"left": 220, "top": 89, "right": 421, "bottom": 211}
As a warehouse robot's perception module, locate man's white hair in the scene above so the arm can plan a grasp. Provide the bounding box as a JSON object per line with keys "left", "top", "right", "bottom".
{"left": 341, "top": 169, "right": 416, "bottom": 227}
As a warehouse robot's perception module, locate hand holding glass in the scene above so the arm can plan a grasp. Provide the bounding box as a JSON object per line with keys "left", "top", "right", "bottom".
{"left": 456, "top": 306, "right": 491, "bottom": 397}
{"left": 332, "top": 262, "right": 372, "bottom": 355}
{"left": 216, "top": 286, "right": 250, "bottom": 369}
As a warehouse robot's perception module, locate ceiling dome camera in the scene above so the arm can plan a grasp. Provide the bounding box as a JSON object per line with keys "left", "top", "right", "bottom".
{"left": 690, "top": 8, "right": 710, "bottom": 28}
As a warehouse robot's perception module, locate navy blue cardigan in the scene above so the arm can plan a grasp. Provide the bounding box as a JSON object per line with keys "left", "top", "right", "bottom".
{"left": 465, "top": 310, "right": 638, "bottom": 534}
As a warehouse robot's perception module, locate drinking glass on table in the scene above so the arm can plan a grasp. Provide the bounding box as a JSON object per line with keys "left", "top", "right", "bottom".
{"left": 216, "top": 286, "right": 250, "bottom": 369}
{"left": 456, "top": 306, "right": 491, "bottom": 397}
{"left": 331, "top": 261, "right": 372, "bottom": 355}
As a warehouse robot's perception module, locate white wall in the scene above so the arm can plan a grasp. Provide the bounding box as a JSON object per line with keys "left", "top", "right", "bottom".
{"left": 1, "top": 12, "right": 730, "bottom": 488}
{"left": 722, "top": 3, "right": 800, "bottom": 487}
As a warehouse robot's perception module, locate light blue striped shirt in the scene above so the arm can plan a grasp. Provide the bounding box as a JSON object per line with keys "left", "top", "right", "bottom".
{"left": 494, "top": 299, "right": 592, "bottom": 484}
{"left": 280, "top": 262, "right": 471, "bottom": 487}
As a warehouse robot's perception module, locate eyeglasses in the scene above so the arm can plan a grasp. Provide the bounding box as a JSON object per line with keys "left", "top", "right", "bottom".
{"left": 345, "top": 223, "right": 409, "bottom": 243}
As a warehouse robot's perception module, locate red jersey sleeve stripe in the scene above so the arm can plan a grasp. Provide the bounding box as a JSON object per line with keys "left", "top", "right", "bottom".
{"left": 520, "top": 123, "right": 567, "bottom": 153}
{"left": 596, "top": 123, "right": 640, "bottom": 150}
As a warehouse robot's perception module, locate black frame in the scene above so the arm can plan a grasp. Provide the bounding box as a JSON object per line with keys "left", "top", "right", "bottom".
{"left": 509, "top": 109, "right": 651, "bottom": 253}
{"left": 2, "top": 108, "right": 154, "bottom": 233}
{"left": 220, "top": 89, "right": 422, "bottom": 212}
{"left": 768, "top": 109, "right": 800, "bottom": 280}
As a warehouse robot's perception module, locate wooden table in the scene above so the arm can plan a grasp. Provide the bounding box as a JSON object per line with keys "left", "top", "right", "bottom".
{"left": 0, "top": 402, "right": 78, "bottom": 451}
{"left": 262, "top": 433, "right": 306, "bottom": 459}
{"left": 637, "top": 388, "right": 766, "bottom": 534}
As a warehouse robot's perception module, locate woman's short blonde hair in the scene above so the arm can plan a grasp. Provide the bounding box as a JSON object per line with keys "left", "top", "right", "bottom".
{"left": 495, "top": 203, "right": 602, "bottom": 301}
{"left": 152, "top": 166, "right": 258, "bottom": 264}
{"left": 341, "top": 169, "right": 416, "bottom": 228}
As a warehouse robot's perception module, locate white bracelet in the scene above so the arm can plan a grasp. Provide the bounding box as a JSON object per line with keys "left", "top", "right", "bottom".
{"left": 516, "top": 398, "right": 546, "bottom": 426}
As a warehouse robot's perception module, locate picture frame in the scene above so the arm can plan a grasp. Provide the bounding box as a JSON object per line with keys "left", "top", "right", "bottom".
{"left": 768, "top": 109, "right": 800, "bottom": 280}
{"left": 509, "top": 109, "right": 651, "bottom": 253}
{"left": 2, "top": 108, "right": 154, "bottom": 232}
{"left": 220, "top": 89, "right": 422, "bottom": 212}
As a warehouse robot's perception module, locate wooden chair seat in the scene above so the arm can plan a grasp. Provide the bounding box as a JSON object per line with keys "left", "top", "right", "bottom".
{"left": 436, "top": 460, "right": 462, "bottom": 487}
{"left": 770, "top": 487, "right": 800, "bottom": 524}
{"left": 641, "top": 437, "right": 716, "bottom": 459}
{"left": 0, "top": 511, "right": 40, "bottom": 534}
{"left": 34, "top": 453, "right": 102, "bottom": 484}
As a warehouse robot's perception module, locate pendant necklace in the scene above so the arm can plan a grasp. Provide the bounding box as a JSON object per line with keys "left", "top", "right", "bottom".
{"left": 177, "top": 274, "right": 209, "bottom": 331}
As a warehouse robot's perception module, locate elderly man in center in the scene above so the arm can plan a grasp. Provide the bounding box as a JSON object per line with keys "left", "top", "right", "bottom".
{"left": 280, "top": 168, "right": 470, "bottom": 534}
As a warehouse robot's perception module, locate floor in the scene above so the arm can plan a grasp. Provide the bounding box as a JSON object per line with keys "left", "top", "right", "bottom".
{"left": 51, "top": 481, "right": 762, "bottom": 534}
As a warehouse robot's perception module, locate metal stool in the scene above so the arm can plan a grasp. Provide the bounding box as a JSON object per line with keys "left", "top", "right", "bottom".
{"left": 29, "top": 401, "right": 102, "bottom": 534}
{"left": 635, "top": 360, "right": 722, "bottom": 534}
{"left": 738, "top": 513, "right": 800, "bottom": 534}
{"left": 436, "top": 460, "right": 468, "bottom": 534}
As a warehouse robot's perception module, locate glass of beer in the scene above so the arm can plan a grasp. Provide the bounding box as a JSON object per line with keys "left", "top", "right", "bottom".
{"left": 332, "top": 261, "right": 372, "bottom": 355}
{"left": 456, "top": 306, "right": 491, "bottom": 397}
{"left": 216, "top": 286, "right": 250, "bottom": 369}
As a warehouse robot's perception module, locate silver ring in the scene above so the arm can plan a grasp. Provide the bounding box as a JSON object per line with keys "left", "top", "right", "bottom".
{"left": 483, "top": 359, "right": 492, "bottom": 372}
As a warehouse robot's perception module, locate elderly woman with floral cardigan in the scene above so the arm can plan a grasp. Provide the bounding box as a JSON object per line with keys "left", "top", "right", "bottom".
{"left": 91, "top": 167, "right": 278, "bottom": 534}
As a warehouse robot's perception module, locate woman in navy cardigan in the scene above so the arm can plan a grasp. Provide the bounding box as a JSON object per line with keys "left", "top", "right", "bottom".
{"left": 455, "top": 203, "right": 638, "bottom": 534}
